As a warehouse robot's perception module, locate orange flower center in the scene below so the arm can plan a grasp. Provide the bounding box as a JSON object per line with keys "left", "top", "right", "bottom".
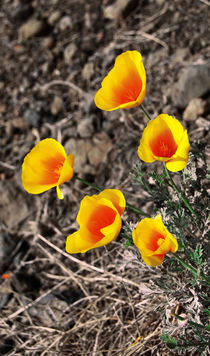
{"left": 150, "top": 129, "right": 177, "bottom": 158}
{"left": 114, "top": 71, "right": 142, "bottom": 105}
{"left": 87, "top": 205, "right": 117, "bottom": 241}
{"left": 42, "top": 156, "right": 65, "bottom": 184}
{"left": 147, "top": 232, "right": 165, "bottom": 251}
{"left": 157, "top": 237, "right": 165, "bottom": 246}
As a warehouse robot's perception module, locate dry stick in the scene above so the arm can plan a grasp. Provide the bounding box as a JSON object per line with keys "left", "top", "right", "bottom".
{"left": 125, "top": 323, "right": 161, "bottom": 356}
{"left": 138, "top": 31, "right": 168, "bottom": 49}
{"left": 141, "top": 3, "right": 168, "bottom": 28}
{"left": 40, "top": 335, "right": 63, "bottom": 356}
{"left": 15, "top": 294, "right": 34, "bottom": 326}
{"left": 40, "top": 79, "right": 91, "bottom": 99}
{"left": 9, "top": 334, "right": 40, "bottom": 356}
{"left": 29, "top": 325, "right": 64, "bottom": 334}
{"left": 92, "top": 321, "right": 104, "bottom": 356}
{"left": 0, "top": 161, "right": 16, "bottom": 170}
{"left": 121, "top": 274, "right": 141, "bottom": 339}
{"left": 37, "top": 234, "right": 141, "bottom": 289}
{"left": 113, "top": 304, "right": 136, "bottom": 344}
{"left": 200, "top": 0, "right": 210, "bottom": 6}
{"left": 38, "top": 241, "right": 93, "bottom": 298}
{"left": 55, "top": 258, "right": 90, "bottom": 298}
{"left": 4, "top": 235, "right": 140, "bottom": 322}
{"left": 66, "top": 316, "right": 117, "bottom": 334}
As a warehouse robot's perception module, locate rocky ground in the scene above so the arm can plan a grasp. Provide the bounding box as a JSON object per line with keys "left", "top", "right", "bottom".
{"left": 0, "top": 0, "right": 210, "bottom": 355}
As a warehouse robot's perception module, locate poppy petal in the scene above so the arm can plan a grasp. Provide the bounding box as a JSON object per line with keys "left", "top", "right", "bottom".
{"left": 95, "top": 51, "right": 146, "bottom": 111}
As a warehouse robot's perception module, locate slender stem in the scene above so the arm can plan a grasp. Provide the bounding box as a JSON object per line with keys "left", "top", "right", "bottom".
{"left": 163, "top": 163, "right": 198, "bottom": 218}
{"left": 172, "top": 253, "right": 199, "bottom": 277}
{"left": 143, "top": 180, "right": 153, "bottom": 195}
{"left": 119, "top": 232, "right": 132, "bottom": 239}
{"left": 74, "top": 175, "right": 101, "bottom": 192}
{"left": 119, "top": 232, "right": 134, "bottom": 243}
{"left": 140, "top": 105, "right": 152, "bottom": 121}
{"left": 171, "top": 253, "right": 210, "bottom": 285}
{"left": 126, "top": 203, "right": 150, "bottom": 217}
{"left": 74, "top": 175, "right": 149, "bottom": 217}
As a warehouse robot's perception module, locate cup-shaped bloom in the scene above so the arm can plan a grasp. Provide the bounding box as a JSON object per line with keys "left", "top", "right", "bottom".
{"left": 95, "top": 50, "right": 146, "bottom": 111}
{"left": 66, "top": 189, "right": 126, "bottom": 253}
{"left": 22, "top": 138, "right": 74, "bottom": 199}
{"left": 132, "top": 215, "right": 178, "bottom": 267}
{"left": 137, "top": 114, "right": 190, "bottom": 172}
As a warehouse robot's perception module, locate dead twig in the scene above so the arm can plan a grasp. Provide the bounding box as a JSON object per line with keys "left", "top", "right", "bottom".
{"left": 37, "top": 234, "right": 141, "bottom": 289}
{"left": 0, "top": 161, "right": 16, "bottom": 170}
{"left": 200, "top": 0, "right": 210, "bottom": 6}
{"left": 40, "top": 80, "right": 92, "bottom": 100}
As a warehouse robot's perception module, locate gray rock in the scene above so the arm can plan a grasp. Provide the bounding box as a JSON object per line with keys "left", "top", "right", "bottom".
{"left": 147, "top": 48, "right": 168, "bottom": 68}
{"left": 183, "top": 98, "right": 206, "bottom": 121}
{"left": 23, "top": 109, "right": 41, "bottom": 127}
{"left": 155, "top": 0, "right": 165, "bottom": 5}
{"left": 88, "top": 133, "right": 112, "bottom": 167}
{"left": 65, "top": 138, "right": 91, "bottom": 172}
{"left": 88, "top": 146, "right": 105, "bottom": 167}
{"left": 196, "top": 117, "right": 210, "bottom": 128}
{"left": 174, "top": 62, "right": 210, "bottom": 108}
{"left": 41, "top": 36, "right": 54, "bottom": 49}
{"left": 18, "top": 18, "right": 44, "bottom": 40}
{"left": 50, "top": 96, "right": 63, "bottom": 116}
{"left": 59, "top": 16, "right": 72, "bottom": 31}
{"left": 48, "top": 11, "right": 61, "bottom": 25}
{"left": 104, "top": 0, "right": 138, "bottom": 20}
{"left": 0, "top": 181, "right": 30, "bottom": 230}
{"left": 171, "top": 48, "right": 189, "bottom": 64}
{"left": 64, "top": 43, "right": 77, "bottom": 64}
{"left": 77, "top": 118, "right": 94, "bottom": 138}
{"left": 65, "top": 134, "right": 112, "bottom": 172}
{"left": 82, "top": 62, "right": 94, "bottom": 81}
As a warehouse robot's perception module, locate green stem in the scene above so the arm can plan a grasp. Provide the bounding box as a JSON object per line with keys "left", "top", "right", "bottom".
{"left": 143, "top": 180, "right": 153, "bottom": 195}
{"left": 163, "top": 163, "right": 198, "bottom": 218}
{"left": 74, "top": 175, "right": 149, "bottom": 217}
{"left": 74, "top": 175, "right": 101, "bottom": 192}
{"left": 171, "top": 253, "right": 210, "bottom": 285}
{"left": 119, "top": 232, "right": 134, "bottom": 244}
{"left": 140, "top": 105, "right": 152, "bottom": 121}
{"left": 119, "top": 232, "right": 132, "bottom": 239}
{"left": 126, "top": 203, "right": 150, "bottom": 217}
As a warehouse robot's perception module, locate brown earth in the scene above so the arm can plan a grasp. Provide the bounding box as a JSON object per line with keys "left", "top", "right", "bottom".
{"left": 0, "top": 0, "right": 210, "bottom": 355}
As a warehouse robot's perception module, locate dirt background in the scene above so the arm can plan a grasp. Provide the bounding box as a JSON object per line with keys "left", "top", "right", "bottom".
{"left": 0, "top": 0, "right": 210, "bottom": 355}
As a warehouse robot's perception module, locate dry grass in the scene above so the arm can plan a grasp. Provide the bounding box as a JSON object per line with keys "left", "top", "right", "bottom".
{"left": 1, "top": 227, "right": 167, "bottom": 355}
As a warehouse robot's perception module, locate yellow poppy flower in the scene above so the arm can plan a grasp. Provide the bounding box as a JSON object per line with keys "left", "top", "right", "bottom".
{"left": 66, "top": 189, "right": 126, "bottom": 253}
{"left": 95, "top": 50, "right": 146, "bottom": 111}
{"left": 138, "top": 114, "right": 190, "bottom": 172}
{"left": 22, "top": 138, "right": 74, "bottom": 199}
{"left": 132, "top": 215, "right": 178, "bottom": 267}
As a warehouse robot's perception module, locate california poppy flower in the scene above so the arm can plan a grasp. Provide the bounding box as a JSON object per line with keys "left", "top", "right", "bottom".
{"left": 132, "top": 215, "right": 178, "bottom": 267}
{"left": 22, "top": 138, "right": 74, "bottom": 199}
{"left": 95, "top": 50, "right": 146, "bottom": 111}
{"left": 138, "top": 114, "right": 190, "bottom": 172}
{"left": 66, "top": 189, "right": 126, "bottom": 253}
